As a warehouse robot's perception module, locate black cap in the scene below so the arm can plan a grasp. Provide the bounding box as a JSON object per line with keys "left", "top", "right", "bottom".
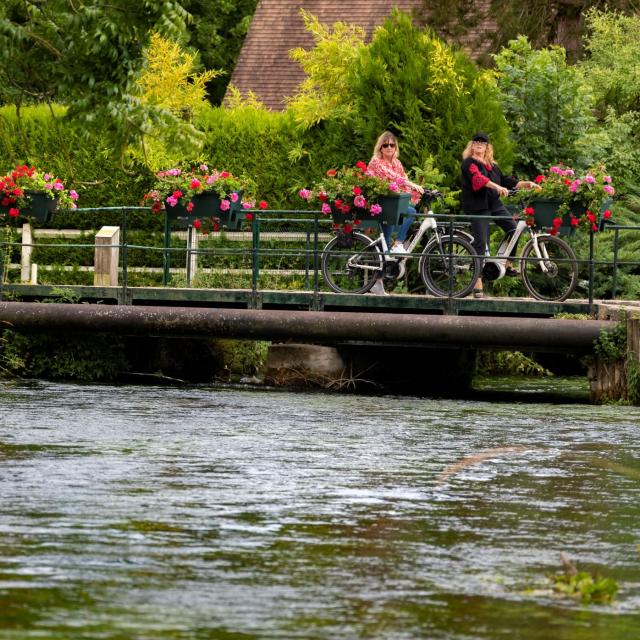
{"left": 472, "top": 132, "right": 490, "bottom": 142}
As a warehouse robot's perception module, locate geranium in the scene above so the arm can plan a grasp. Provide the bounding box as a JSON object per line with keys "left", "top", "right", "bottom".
{"left": 143, "top": 164, "right": 263, "bottom": 231}
{"left": 0, "top": 165, "right": 78, "bottom": 221}
{"left": 523, "top": 164, "right": 615, "bottom": 234}
{"left": 298, "top": 163, "right": 403, "bottom": 226}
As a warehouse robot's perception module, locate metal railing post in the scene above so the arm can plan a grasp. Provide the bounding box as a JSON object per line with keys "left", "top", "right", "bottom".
{"left": 163, "top": 213, "right": 171, "bottom": 286}
{"left": 251, "top": 212, "right": 260, "bottom": 292}
{"left": 588, "top": 230, "right": 595, "bottom": 306}
{"left": 611, "top": 227, "right": 620, "bottom": 300}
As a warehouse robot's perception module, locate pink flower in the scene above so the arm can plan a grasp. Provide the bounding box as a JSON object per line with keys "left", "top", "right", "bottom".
{"left": 186, "top": 202, "right": 194, "bottom": 213}
{"left": 584, "top": 174, "right": 595, "bottom": 184}
{"left": 353, "top": 195, "right": 366, "bottom": 208}
{"left": 603, "top": 175, "right": 612, "bottom": 183}
{"left": 603, "top": 185, "right": 615, "bottom": 195}
{"left": 321, "top": 202, "right": 331, "bottom": 214}
{"left": 219, "top": 199, "right": 231, "bottom": 211}
{"left": 166, "top": 195, "right": 178, "bottom": 207}
{"left": 242, "top": 201, "right": 253, "bottom": 209}
{"left": 230, "top": 192, "right": 239, "bottom": 203}
{"left": 388, "top": 182, "right": 399, "bottom": 192}
{"left": 299, "top": 188, "right": 312, "bottom": 200}
{"left": 369, "top": 203, "right": 382, "bottom": 215}
{"left": 69, "top": 190, "right": 79, "bottom": 200}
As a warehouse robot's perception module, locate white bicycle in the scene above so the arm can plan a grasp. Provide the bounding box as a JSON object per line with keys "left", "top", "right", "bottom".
{"left": 320, "top": 191, "right": 481, "bottom": 297}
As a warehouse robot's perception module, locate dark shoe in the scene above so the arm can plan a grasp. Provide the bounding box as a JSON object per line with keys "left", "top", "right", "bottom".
{"left": 473, "top": 289, "right": 484, "bottom": 298}
{"left": 505, "top": 267, "right": 519, "bottom": 277}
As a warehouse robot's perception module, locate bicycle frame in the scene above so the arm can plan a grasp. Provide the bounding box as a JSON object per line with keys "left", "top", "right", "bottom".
{"left": 345, "top": 211, "right": 439, "bottom": 277}
{"left": 483, "top": 219, "right": 562, "bottom": 280}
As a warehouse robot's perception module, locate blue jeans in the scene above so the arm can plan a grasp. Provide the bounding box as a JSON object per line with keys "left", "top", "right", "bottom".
{"left": 382, "top": 205, "right": 417, "bottom": 247}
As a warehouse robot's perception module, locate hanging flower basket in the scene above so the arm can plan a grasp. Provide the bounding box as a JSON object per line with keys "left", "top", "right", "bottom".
{"left": 528, "top": 198, "right": 575, "bottom": 236}
{"left": 330, "top": 193, "right": 410, "bottom": 226}
{"left": 165, "top": 190, "right": 243, "bottom": 229}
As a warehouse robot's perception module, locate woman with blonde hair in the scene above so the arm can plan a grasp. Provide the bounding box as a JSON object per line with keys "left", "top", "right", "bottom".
{"left": 460, "top": 132, "right": 538, "bottom": 298}
{"left": 367, "top": 131, "right": 424, "bottom": 254}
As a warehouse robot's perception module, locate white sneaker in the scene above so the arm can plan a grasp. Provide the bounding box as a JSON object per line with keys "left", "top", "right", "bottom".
{"left": 368, "top": 279, "right": 388, "bottom": 295}
{"left": 390, "top": 242, "right": 408, "bottom": 255}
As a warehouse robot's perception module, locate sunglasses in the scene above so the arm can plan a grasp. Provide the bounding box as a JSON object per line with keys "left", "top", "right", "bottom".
{"left": 381, "top": 143, "right": 396, "bottom": 149}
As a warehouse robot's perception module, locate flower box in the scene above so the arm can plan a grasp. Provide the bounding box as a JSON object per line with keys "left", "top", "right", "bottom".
{"left": 529, "top": 198, "right": 575, "bottom": 236}
{"left": 166, "top": 190, "right": 243, "bottom": 229}
{"left": 330, "top": 193, "right": 410, "bottom": 227}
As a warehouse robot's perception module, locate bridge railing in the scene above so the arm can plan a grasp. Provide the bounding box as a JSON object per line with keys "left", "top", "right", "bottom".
{"left": 1, "top": 207, "right": 639, "bottom": 302}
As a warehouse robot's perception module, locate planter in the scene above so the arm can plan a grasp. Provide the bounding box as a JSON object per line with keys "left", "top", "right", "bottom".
{"left": 529, "top": 198, "right": 574, "bottom": 236}
{"left": 0, "top": 190, "right": 58, "bottom": 223}
{"left": 330, "top": 193, "right": 411, "bottom": 227}
{"left": 165, "top": 190, "right": 243, "bottom": 229}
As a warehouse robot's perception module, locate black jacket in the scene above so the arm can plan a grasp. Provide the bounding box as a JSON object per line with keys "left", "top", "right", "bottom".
{"left": 461, "top": 157, "right": 518, "bottom": 213}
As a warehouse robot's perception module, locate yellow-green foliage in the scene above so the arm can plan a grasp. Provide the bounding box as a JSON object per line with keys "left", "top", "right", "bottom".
{"left": 288, "top": 9, "right": 366, "bottom": 127}
{"left": 134, "top": 32, "right": 221, "bottom": 170}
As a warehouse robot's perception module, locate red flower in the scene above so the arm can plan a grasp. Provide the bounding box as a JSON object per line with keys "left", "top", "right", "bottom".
{"left": 552, "top": 217, "right": 562, "bottom": 228}
{"left": 353, "top": 219, "right": 361, "bottom": 225}
{"left": 186, "top": 202, "right": 194, "bottom": 213}
{"left": 8, "top": 207, "right": 19, "bottom": 217}
{"left": 152, "top": 202, "right": 162, "bottom": 213}
{"left": 259, "top": 200, "right": 267, "bottom": 209}
{"left": 318, "top": 192, "right": 328, "bottom": 202}
{"left": 570, "top": 216, "right": 579, "bottom": 227}
{"left": 534, "top": 175, "right": 545, "bottom": 184}
{"left": 355, "top": 161, "right": 367, "bottom": 171}
{"left": 172, "top": 190, "right": 183, "bottom": 198}
{"left": 341, "top": 204, "right": 350, "bottom": 214}
{"left": 592, "top": 223, "right": 598, "bottom": 231}
{"left": 326, "top": 169, "right": 337, "bottom": 177}
{"left": 603, "top": 209, "right": 612, "bottom": 219}
{"left": 352, "top": 186, "right": 362, "bottom": 195}
{"left": 549, "top": 228, "right": 558, "bottom": 236}
{"left": 586, "top": 211, "right": 595, "bottom": 222}
{"left": 245, "top": 212, "right": 254, "bottom": 221}
{"left": 220, "top": 171, "right": 230, "bottom": 178}
{"left": 343, "top": 224, "right": 353, "bottom": 233}
{"left": 193, "top": 218, "right": 202, "bottom": 229}
{"left": 213, "top": 221, "right": 220, "bottom": 232}
{"left": 524, "top": 207, "right": 534, "bottom": 215}
{"left": 334, "top": 199, "right": 343, "bottom": 207}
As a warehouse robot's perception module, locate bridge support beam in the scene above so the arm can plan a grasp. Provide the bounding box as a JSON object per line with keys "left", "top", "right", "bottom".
{"left": 0, "top": 302, "right": 614, "bottom": 352}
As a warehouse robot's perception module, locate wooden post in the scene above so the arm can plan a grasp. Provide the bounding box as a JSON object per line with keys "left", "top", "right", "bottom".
{"left": 94, "top": 226, "right": 120, "bottom": 287}
{"left": 21, "top": 222, "right": 32, "bottom": 283}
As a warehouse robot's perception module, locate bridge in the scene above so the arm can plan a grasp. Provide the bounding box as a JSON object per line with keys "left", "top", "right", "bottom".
{"left": 1, "top": 208, "right": 636, "bottom": 398}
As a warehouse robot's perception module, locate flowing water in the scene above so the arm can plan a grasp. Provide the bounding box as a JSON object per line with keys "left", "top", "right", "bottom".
{"left": 1, "top": 381, "right": 639, "bottom": 639}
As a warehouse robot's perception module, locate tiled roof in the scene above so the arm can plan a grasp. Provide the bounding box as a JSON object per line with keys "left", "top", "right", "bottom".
{"left": 227, "top": 0, "right": 495, "bottom": 111}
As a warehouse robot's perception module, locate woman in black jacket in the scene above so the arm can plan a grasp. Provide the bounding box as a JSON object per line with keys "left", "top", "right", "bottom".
{"left": 460, "top": 132, "right": 538, "bottom": 297}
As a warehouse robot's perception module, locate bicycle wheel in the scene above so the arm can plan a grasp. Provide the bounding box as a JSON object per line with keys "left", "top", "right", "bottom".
{"left": 321, "top": 232, "right": 383, "bottom": 294}
{"left": 420, "top": 234, "right": 479, "bottom": 298}
{"left": 520, "top": 235, "right": 578, "bottom": 301}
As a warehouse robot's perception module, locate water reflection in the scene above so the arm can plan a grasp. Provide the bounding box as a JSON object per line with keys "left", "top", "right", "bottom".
{"left": 1, "top": 381, "right": 639, "bottom": 638}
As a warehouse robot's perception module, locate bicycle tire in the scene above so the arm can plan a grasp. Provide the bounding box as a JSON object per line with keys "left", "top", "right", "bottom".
{"left": 520, "top": 235, "right": 578, "bottom": 302}
{"left": 321, "top": 232, "right": 383, "bottom": 294}
{"left": 420, "top": 234, "right": 480, "bottom": 298}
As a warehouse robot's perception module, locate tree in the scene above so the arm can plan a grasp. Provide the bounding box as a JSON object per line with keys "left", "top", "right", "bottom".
{"left": 493, "top": 36, "right": 594, "bottom": 175}
{"left": 0, "top": 0, "right": 191, "bottom": 159}
{"left": 181, "top": 0, "right": 259, "bottom": 105}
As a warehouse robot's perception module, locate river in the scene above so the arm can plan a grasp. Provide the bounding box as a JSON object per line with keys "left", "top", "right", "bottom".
{"left": 1, "top": 380, "right": 639, "bottom": 639}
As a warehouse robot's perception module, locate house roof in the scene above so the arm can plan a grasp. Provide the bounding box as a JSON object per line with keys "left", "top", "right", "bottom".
{"left": 227, "top": 0, "right": 425, "bottom": 111}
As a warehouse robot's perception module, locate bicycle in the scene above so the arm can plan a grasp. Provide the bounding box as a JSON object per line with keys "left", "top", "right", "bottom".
{"left": 457, "top": 200, "right": 579, "bottom": 302}
{"left": 320, "top": 190, "right": 480, "bottom": 297}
